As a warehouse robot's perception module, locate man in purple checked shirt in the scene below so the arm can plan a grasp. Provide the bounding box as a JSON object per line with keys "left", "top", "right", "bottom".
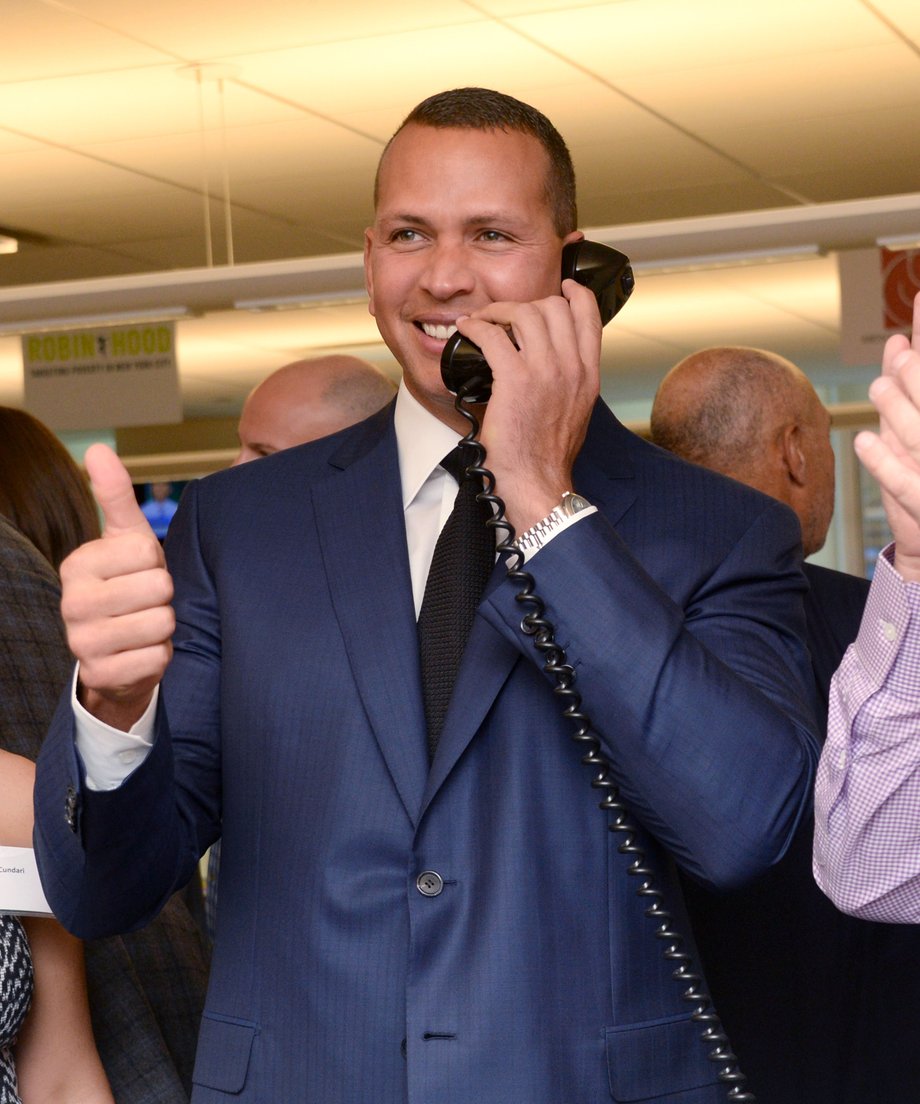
{"left": 815, "top": 289, "right": 920, "bottom": 921}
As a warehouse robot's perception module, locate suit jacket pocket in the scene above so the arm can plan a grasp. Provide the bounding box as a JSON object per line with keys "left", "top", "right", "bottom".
{"left": 193, "top": 1014, "right": 258, "bottom": 1093}
{"left": 606, "top": 1014, "right": 722, "bottom": 1102}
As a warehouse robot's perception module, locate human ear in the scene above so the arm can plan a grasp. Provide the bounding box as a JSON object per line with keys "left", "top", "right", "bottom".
{"left": 782, "top": 424, "right": 807, "bottom": 486}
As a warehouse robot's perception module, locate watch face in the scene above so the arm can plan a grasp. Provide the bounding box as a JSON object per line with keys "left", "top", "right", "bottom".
{"left": 562, "top": 493, "right": 591, "bottom": 515}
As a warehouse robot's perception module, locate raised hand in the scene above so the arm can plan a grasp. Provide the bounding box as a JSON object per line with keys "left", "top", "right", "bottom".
{"left": 60, "top": 444, "right": 175, "bottom": 728}
{"left": 457, "top": 278, "right": 603, "bottom": 533}
{"left": 854, "top": 291, "right": 920, "bottom": 581}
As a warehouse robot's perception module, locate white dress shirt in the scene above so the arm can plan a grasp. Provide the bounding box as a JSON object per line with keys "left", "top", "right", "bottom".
{"left": 74, "top": 381, "right": 591, "bottom": 789}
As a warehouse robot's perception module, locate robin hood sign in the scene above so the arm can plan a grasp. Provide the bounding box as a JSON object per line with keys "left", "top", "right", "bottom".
{"left": 22, "top": 320, "right": 182, "bottom": 430}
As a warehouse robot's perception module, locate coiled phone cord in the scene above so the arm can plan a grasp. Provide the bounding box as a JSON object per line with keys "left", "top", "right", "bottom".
{"left": 452, "top": 378, "right": 754, "bottom": 1103}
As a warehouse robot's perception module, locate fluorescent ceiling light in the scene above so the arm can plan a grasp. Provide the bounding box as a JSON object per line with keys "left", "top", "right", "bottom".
{"left": 0, "top": 306, "right": 190, "bottom": 337}
{"left": 633, "top": 245, "right": 823, "bottom": 276}
{"left": 1, "top": 192, "right": 917, "bottom": 330}
{"left": 0, "top": 235, "right": 17, "bottom": 255}
{"left": 877, "top": 233, "right": 920, "bottom": 252}
{"left": 234, "top": 289, "right": 368, "bottom": 312}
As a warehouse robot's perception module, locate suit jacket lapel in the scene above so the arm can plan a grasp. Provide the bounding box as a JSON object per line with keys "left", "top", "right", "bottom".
{"left": 311, "top": 405, "right": 429, "bottom": 826}
{"left": 421, "top": 400, "right": 641, "bottom": 812}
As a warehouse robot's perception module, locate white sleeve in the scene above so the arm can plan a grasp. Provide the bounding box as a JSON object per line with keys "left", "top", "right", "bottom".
{"left": 71, "top": 666, "right": 158, "bottom": 792}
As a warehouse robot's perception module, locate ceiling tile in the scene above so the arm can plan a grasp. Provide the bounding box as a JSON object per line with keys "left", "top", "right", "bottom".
{"left": 232, "top": 23, "right": 579, "bottom": 121}
{"left": 870, "top": 0, "right": 920, "bottom": 40}
{"left": 59, "top": 0, "right": 482, "bottom": 59}
{"left": 715, "top": 107, "right": 918, "bottom": 177}
{"left": 773, "top": 159, "right": 920, "bottom": 203}
{"left": 0, "top": 243, "right": 144, "bottom": 288}
{"left": 506, "top": 0, "right": 890, "bottom": 79}
{"left": 0, "top": 0, "right": 170, "bottom": 82}
{"left": 579, "top": 178, "right": 807, "bottom": 225}
{"left": 616, "top": 44, "right": 920, "bottom": 130}
{"left": 0, "top": 0, "right": 915, "bottom": 427}
{"left": 0, "top": 67, "right": 290, "bottom": 147}
{"left": 0, "top": 129, "right": 46, "bottom": 154}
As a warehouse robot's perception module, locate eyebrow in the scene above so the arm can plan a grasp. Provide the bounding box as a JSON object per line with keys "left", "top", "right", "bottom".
{"left": 380, "top": 211, "right": 530, "bottom": 231}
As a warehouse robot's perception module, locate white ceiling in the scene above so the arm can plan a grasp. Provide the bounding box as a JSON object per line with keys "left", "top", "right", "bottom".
{"left": 1, "top": 0, "right": 919, "bottom": 424}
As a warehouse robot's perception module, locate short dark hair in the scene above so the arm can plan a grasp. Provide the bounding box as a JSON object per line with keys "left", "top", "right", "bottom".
{"left": 0, "top": 407, "right": 100, "bottom": 571}
{"left": 375, "top": 87, "right": 577, "bottom": 235}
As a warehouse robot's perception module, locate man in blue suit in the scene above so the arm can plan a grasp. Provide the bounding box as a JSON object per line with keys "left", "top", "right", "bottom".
{"left": 652, "top": 347, "right": 920, "bottom": 1103}
{"left": 35, "top": 88, "right": 818, "bottom": 1103}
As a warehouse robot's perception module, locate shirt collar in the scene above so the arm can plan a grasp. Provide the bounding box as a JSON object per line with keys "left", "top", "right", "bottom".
{"left": 394, "top": 380, "right": 463, "bottom": 511}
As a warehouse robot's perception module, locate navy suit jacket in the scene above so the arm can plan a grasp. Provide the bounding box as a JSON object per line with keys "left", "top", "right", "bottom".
{"left": 35, "top": 401, "right": 818, "bottom": 1104}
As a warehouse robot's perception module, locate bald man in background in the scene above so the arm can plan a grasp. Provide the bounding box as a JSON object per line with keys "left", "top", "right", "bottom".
{"left": 234, "top": 354, "right": 396, "bottom": 464}
{"left": 652, "top": 346, "right": 859, "bottom": 710}
{"left": 651, "top": 346, "right": 919, "bottom": 1104}
{"left": 203, "top": 354, "right": 396, "bottom": 935}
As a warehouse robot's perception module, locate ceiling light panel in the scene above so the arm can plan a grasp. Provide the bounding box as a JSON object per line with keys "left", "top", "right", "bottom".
{"left": 180, "top": 302, "right": 377, "bottom": 351}
{"left": 616, "top": 268, "right": 841, "bottom": 355}
{"left": 705, "top": 256, "right": 840, "bottom": 326}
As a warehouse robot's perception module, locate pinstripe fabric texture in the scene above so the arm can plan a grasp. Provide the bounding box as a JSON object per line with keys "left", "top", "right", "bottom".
{"left": 0, "top": 917, "right": 32, "bottom": 1104}
{"left": 816, "top": 545, "right": 920, "bottom": 921}
{"left": 0, "top": 517, "right": 208, "bottom": 1104}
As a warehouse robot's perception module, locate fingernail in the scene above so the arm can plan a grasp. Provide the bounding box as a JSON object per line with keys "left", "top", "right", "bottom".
{"left": 893, "top": 350, "right": 913, "bottom": 374}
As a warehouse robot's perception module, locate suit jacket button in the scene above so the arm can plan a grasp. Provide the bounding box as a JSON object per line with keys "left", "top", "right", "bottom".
{"left": 416, "top": 871, "right": 444, "bottom": 897}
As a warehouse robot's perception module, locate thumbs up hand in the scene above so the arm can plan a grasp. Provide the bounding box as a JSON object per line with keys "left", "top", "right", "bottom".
{"left": 61, "top": 444, "right": 176, "bottom": 729}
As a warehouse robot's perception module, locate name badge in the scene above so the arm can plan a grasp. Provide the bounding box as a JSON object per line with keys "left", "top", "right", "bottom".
{"left": 0, "top": 846, "right": 54, "bottom": 916}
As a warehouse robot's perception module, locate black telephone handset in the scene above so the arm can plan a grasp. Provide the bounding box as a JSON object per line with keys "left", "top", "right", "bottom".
{"left": 439, "top": 241, "right": 753, "bottom": 1099}
{"left": 440, "top": 240, "right": 634, "bottom": 400}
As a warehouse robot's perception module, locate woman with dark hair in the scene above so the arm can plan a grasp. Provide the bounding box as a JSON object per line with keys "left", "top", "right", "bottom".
{"left": 0, "top": 411, "right": 112, "bottom": 1102}
{"left": 0, "top": 407, "right": 100, "bottom": 572}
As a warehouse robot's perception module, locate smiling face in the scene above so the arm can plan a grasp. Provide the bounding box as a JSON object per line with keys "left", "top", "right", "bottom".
{"left": 364, "top": 123, "right": 577, "bottom": 426}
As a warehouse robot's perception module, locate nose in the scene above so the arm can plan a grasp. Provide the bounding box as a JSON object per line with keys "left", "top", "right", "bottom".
{"left": 418, "top": 240, "right": 476, "bottom": 302}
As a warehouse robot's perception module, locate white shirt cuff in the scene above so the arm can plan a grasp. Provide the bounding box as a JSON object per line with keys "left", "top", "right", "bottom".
{"left": 71, "top": 666, "right": 157, "bottom": 791}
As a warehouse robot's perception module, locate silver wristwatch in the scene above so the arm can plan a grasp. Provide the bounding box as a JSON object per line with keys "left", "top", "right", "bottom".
{"left": 514, "top": 492, "right": 593, "bottom": 556}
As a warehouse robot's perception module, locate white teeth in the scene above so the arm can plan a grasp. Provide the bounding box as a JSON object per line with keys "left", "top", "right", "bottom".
{"left": 420, "top": 322, "right": 457, "bottom": 341}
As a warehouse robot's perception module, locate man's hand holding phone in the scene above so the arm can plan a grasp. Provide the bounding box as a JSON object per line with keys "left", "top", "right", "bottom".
{"left": 61, "top": 444, "right": 175, "bottom": 730}
{"left": 456, "top": 277, "right": 603, "bottom": 534}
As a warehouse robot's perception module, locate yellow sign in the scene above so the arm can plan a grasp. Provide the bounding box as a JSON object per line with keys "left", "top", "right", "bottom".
{"left": 22, "top": 322, "right": 182, "bottom": 430}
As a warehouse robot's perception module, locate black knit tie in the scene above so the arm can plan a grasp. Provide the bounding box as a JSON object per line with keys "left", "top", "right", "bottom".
{"left": 417, "top": 445, "right": 495, "bottom": 759}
